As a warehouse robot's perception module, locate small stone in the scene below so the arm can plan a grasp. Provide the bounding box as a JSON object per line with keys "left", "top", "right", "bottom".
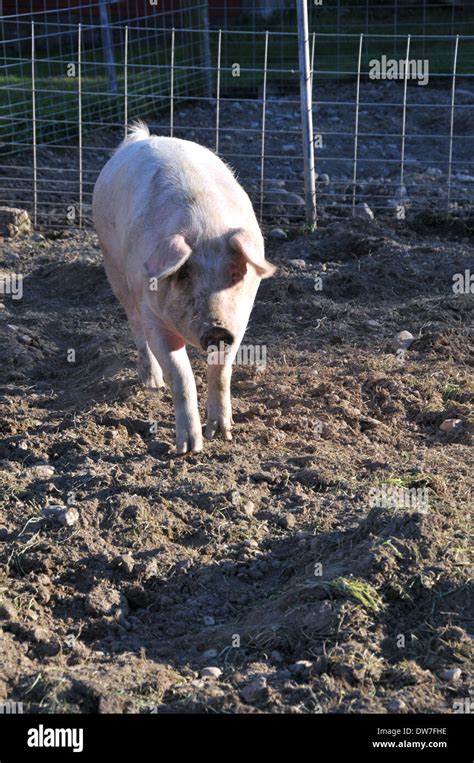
{"left": 439, "top": 418, "right": 463, "bottom": 433}
{"left": 366, "top": 320, "right": 382, "bottom": 328}
{"left": 86, "top": 582, "right": 125, "bottom": 617}
{"left": 230, "top": 490, "right": 245, "bottom": 507}
{"left": 360, "top": 415, "right": 384, "bottom": 429}
{"left": 355, "top": 202, "right": 374, "bottom": 220}
{"left": 112, "top": 554, "right": 135, "bottom": 574}
{"left": 268, "top": 228, "right": 287, "bottom": 240}
{"left": 242, "top": 501, "right": 255, "bottom": 517}
{"left": 318, "top": 173, "right": 330, "bottom": 185}
{"left": 243, "top": 539, "right": 258, "bottom": 549}
{"left": 426, "top": 167, "right": 442, "bottom": 178}
{"left": 57, "top": 506, "right": 79, "bottom": 526}
{"left": 241, "top": 675, "right": 267, "bottom": 703}
{"left": 455, "top": 173, "right": 474, "bottom": 183}
{"left": 232, "top": 101, "right": 244, "bottom": 112}
{"left": 289, "top": 259, "right": 306, "bottom": 268}
{"left": 279, "top": 514, "right": 296, "bottom": 529}
{"left": 271, "top": 650, "right": 284, "bottom": 664}
{"left": 36, "top": 574, "right": 51, "bottom": 586}
{"left": 290, "top": 660, "right": 313, "bottom": 677}
{"left": 202, "top": 649, "right": 218, "bottom": 659}
{"left": 387, "top": 698, "right": 406, "bottom": 712}
{"left": 282, "top": 143, "right": 296, "bottom": 152}
{"left": 201, "top": 666, "right": 222, "bottom": 679}
{"left": 142, "top": 559, "right": 158, "bottom": 579}
{"left": 392, "top": 330, "right": 414, "bottom": 350}
{"left": 439, "top": 667, "right": 462, "bottom": 682}
{"left": 203, "top": 615, "right": 215, "bottom": 626}
{"left": 42, "top": 505, "right": 78, "bottom": 526}
{"left": 32, "top": 464, "right": 55, "bottom": 478}
{"left": 238, "top": 380, "right": 258, "bottom": 390}
{"left": 285, "top": 192, "right": 305, "bottom": 206}
{"left": 0, "top": 207, "right": 32, "bottom": 237}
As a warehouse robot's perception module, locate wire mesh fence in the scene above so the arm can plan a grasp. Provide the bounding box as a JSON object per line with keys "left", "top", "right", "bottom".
{"left": 0, "top": 1, "right": 473, "bottom": 230}
{"left": 1, "top": 2, "right": 212, "bottom": 151}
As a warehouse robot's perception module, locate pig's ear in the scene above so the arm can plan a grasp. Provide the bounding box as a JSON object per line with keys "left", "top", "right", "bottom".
{"left": 229, "top": 230, "right": 277, "bottom": 279}
{"left": 144, "top": 234, "right": 192, "bottom": 281}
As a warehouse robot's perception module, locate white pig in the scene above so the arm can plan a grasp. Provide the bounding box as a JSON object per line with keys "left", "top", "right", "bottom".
{"left": 92, "top": 122, "right": 276, "bottom": 454}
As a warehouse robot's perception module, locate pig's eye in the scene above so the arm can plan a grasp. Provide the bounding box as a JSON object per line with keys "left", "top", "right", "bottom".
{"left": 176, "top": 263, "right": 190, "bottom": 282}
{"left": 231, "top": 260, "right": 246, "bottom": 285}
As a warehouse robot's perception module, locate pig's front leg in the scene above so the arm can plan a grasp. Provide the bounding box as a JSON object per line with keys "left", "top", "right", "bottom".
{"left": 205, "top": 351, "right": 234, "bottom": 441}
{"left": 142, "top": 307, "right": 203, "bottom": 454}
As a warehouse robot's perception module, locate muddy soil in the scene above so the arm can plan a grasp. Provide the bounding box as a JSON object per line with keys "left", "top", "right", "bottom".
{"left": 0, "top": 214, "right": 472, "bottom": 713}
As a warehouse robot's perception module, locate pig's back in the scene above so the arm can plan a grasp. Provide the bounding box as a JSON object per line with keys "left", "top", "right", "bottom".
{"left": 137, "top": 134, "right": 254, "bottom": 229}
{"left": 93, "top": 125, "right": 259, "bottom": 267}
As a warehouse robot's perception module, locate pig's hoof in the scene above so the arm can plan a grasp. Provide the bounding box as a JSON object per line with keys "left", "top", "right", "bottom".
{"left": 144, "top": 374, "right": 165, "bottom": 390}
{"left": 176, "top": 428, "right": 203, "bottom": 455}
{"left": 138, "top": 366, "right": 164, "bottom": 389}
{"left": 204, "top": 417, "right": 232, "bottom": 441}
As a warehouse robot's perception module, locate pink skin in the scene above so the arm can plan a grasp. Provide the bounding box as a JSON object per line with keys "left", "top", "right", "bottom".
{"left": 93, "top": 126, "right": 276, "bottom": 453}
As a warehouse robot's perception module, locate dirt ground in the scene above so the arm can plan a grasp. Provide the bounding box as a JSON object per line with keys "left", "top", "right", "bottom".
{"left": 0, "top": 212, "right": 472, "bottom": 714}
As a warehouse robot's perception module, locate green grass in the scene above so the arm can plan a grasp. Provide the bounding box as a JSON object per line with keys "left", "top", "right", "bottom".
{"left": 327, "top": 576, "right": 384, "bottom": 613}
{"left": 442, "top": 382, "right": 462, "bottom": 402}
{"left": 384, "top": 473, "right": 446, "bottom": 494}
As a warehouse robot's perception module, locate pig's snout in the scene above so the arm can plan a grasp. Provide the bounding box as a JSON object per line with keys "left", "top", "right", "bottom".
{"left": 200, "top": 326, "right": 234, "bottom": 351}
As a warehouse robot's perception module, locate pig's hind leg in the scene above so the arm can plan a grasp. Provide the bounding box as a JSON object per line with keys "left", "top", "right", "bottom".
{"left": 103, "top": 257, "right": 165, "bottom": 389}
{"left": 135, "top": 332, "right": 165, "bottom": 390}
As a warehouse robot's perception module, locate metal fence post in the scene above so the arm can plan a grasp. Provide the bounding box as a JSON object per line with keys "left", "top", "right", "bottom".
{"left": 296, "top": 0, "right": 316, "bottom": 228}
{"left": 447, "top": 35, "right": 459, "bottom": 210}
{"left": 78, "top": 23, "right": 83, "bottom": 229}
{"left": 124, "top": 25, "right": 128, "bottom": 135}
{"left": 215, "top": 29, "right": 222, "bottom": 153}
{"left": 198, "top": 0, "right": 213, "bottom": 99}
{"left": 31, "top": 21, "right": 37, "bottom": 228}
{"left": 99, "top": 0, "right": 118, "bottom": 96}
